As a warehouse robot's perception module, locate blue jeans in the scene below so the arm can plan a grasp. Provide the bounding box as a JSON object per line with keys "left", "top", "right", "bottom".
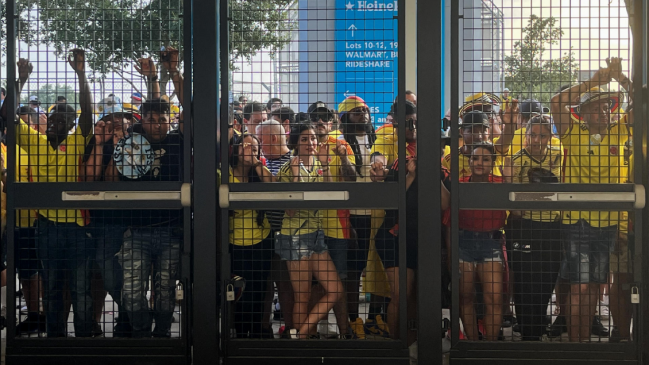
{"left": 119, "top": 227, "right": 182, "bottom": 338}
{"left": 457, "top": 229, "right": 503, "bottom": 264}
{"left": 560, "top": 220, "right": 617, "bottom": 284}
{"left": 36, "top": 217, "right": 94, "bottom": 337}
{"left": 91, "top": 224, "right": 128, "bottom": 321}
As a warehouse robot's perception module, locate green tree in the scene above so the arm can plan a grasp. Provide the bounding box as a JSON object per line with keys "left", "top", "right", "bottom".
{"left": 19, "top": 83, "right": 78, "bottom": 108}
{"left": 2, "top": 0, "right": 296, "bottom": 92}
{"left": 503, "top": 15, "right": 579, "bottom": 105}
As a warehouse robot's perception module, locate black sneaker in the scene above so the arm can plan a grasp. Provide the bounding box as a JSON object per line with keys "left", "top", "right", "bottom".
{"left": 17, "top": 318, "right": 38, "bottom": 334}
{"left": 91, "top": 322, "right": 104, "bottom": 338}
{"left": 502, "top": 315, "right": 514, "bottom": 328}
{"left": 17, "top": 313, "right": 46, "bottom": 334}
{"left": 547, "top": 316, "right": 567, "bottom": 338}
{"left": 113, "top": 321, "right": 133, "bottom": 338}
{"left": 592, "top": 315, "right": 609, "bottom": 337}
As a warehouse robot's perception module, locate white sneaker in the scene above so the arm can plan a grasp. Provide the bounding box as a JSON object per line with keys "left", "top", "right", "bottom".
{"left": 409, "top": 341, "right": 418, "bottom": 365}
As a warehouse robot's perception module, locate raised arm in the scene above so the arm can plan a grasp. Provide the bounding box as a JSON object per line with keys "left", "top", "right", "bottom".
{"left": 317, "top": 142, "right": 333, "bottom": 182}
{"left": 335, "top": 140, "right": 357, "bottom": 182}
{"left": 0, "top": 59, "right": 32, "bottom": 124}
{"left": 551, "top": 65, "right": 612, "bottom": 137}
{"left": 135, "top": 57, "right": 161, "bottom": 100}
{"left": 68, "top": 49, "right": 93, "bottom": 137}
{"left": 81, "top": 120, "right": 114, "bottom": 181}
{"left": 494, "top": 100, "right": 519, "bottom": 155}
{"left": 608, "top": 57, "right": 633, "bottom": 127}
{"left": 161, "top": 46, "right": 184, "bottom": 108}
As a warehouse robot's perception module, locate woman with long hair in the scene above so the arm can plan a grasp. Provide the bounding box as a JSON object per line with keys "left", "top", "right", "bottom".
{"left": 276, "top": 123, "right": 343, "bottom": 338}
{"left": 229, "top": 133, "right": 275, "bottom": 338}
{"left": 448, "top": 143, "right": 506, "bottom": 340}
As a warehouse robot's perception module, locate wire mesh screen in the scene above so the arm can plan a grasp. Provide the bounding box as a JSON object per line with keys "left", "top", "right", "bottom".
{"left": 224, "top": 0, "right": 415, "bottom": 342}
{"left": 2, "top": 0, "right": 186, "bottom": 339}
{"left": 448, "top": 0, "right": 635, "bottom": 344}
{"left": 224, "top": 138, "right": 417, "bottom": 340}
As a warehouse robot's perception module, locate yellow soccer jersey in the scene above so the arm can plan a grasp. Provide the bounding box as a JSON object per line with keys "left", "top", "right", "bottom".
{"left": 321, "top": 135, "right": 354, "bottom": 239}
{"left": 511, "top": 146, "right": 563, "bottom": 222}
{"left": 16, "top": 120, "right": 92, "bottom": 226}
{"left": 371, "top": 123, "right": 417, "bottom": 168}
{"left": 560, "top": 115, "right": 630, "bottom": 227}
{"left": 278, "top": 158, "right": 324, "bottom": 236}
{"left": 442, "top": 148, "right": 503, "bottom": 179}
{"left": 505, "top": 127, "right": 563, "bottom": 157}
{"left": 15, "top": 146, "right": 36, "bottom": 228}
{"left": 228, "top": 168, "right": 272, "bottom": 246}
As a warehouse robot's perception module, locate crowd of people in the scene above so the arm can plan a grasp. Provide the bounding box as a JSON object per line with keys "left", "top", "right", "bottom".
{"left": 0, "top": 50, "right": 636, "bottom": 350}
{"left": 1, "top": 47, "right": 185, "bottom": 338}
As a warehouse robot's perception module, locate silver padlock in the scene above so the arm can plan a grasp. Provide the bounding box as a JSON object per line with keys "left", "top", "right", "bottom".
{"left": 226, "top": 284, "right": 235, "bottom": 301}
{"left": 176, "top": 283, "right": 184, "bottom": 301}
{"left": 631, "top": 286, "right": 640, "bottom": 304}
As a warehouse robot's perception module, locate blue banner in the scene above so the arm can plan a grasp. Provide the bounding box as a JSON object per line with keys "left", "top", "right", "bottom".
{"left": 335, "top": 0, "right": 398, "bottom": 128}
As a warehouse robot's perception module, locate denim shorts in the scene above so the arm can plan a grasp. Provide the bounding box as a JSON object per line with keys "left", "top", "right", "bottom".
{"left": 458, "top": 230, "right": 503, "bottom": 264}
{"left": 275, "top": 230, "right": 327, "bottom": 261}
{"left": 326, "top": 237, "right": 348, "bottom": 280}
{"left": 559, "top": 219, "right": 617, "bottom": 284}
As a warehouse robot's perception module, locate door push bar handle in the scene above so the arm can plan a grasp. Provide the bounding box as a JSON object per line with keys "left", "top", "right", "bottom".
{"left": 62, "top": 183, "right": 192, "bottom": 207}
{"left": 218, "top": 185, "right": 349, "bottom": 209}
{"left": 509, "top": 184, "right": 646, "bottom": 209}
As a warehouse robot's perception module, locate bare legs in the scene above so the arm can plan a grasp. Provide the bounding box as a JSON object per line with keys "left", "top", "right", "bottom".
{"left": 385, "top": 267, "right": 416, "bottom": 345}
{"left": 459, "top": 261, "right": 503, "bottom": 340}
{"left": 287, "top": 251, "right": 343, "bottom": 338}
{"left": 567, "top": 283, "right": 598, "bottom": 342}
{"left": 609, "top": 273, "right": 633, "bottom": 340}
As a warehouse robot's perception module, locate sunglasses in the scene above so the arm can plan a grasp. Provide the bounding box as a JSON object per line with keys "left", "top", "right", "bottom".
{"left": 310, "top": 113, "right": 333, "bottom": 122}
{"left": 393, "top": 118, "right": 417, "bottom": 130}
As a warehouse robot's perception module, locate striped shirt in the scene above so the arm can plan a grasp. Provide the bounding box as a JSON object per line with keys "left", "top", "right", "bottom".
{"left": 265, "top": 152, "right": 292, "bottom": 231}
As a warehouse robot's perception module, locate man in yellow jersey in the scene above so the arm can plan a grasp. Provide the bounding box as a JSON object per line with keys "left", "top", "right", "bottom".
{"left": 371, "top": 100, "right": 417, "bottom": 179}
{"left": 458, "top": 92, "right": 503, "bottom": 139}
{"left": 10, "top": 107, "right": 46, "bottom": 333}
{"left": 310, "top": 100, "right": 356, "bottom": 337}
{"left": 550, "top": 57, "right": 632, "bottom": 342}
{"left": 10, "top": 51, "right": 95, "bottom": 337}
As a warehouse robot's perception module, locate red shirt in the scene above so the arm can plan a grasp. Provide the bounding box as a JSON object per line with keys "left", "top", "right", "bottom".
{"left": 443, "top": 175, "right": 507, "bottom": 232}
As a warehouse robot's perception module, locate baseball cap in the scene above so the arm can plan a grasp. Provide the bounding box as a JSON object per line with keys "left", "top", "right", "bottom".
{"left": 131, "top": 92, "right": 143, "bottom": 101}
{"left": 503, "top": 88, "right": 510, "bottom": 92}
{"left": 307, "top": 101, "right": 330, "bottom": 114}
{"left": 307, "top": 101, "right": 334, "bottom": 122}
{"left": 29, "top": 95, "right": 40, "bottom": 104}
{"left": 460, "top": 111, "right": 490, "bottom": 129}
{"left": 97, "top": 96, "right": 131, "bottom": 120}
{"left": 520, "top": 99, "right": 542, "bottom": 116}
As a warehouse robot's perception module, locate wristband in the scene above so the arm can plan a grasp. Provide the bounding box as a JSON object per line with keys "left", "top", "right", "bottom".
{"left": 149, "top": 75, "right": 159, "bottom": 81}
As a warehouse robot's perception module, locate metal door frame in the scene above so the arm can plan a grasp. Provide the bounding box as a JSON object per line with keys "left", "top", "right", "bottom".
{"left": 3, "top": 0, "right": 194, "bottom": 363}
{"left": 447, "top": 0, "right": 648, "bottom": 363}
{"left": 212, "top": 0, "right": 444, "bottom": 363}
